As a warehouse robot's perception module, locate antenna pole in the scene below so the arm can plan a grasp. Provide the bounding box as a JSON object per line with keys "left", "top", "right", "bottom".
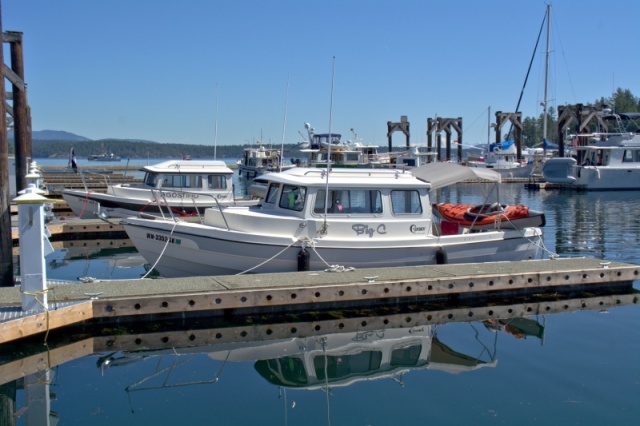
{"left": 279, "top": 75, "right": 290, "bottom": 172}
{"left": 322, "top": 57, "right": 336, "bottom": 234}
{"left": 214, "top": 83, "right": 219, "bottom": 160}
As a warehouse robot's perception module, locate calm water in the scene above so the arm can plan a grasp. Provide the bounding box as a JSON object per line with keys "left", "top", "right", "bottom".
{"left": 3, "top": 164, "right": 640, "bottom": 425}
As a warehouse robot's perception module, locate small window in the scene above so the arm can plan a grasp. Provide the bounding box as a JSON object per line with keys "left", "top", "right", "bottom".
{"left": 208, "top": 175, "right": 227, "bottom": 189}
{"left": 162, "top": 174, "right": 191, "bottom": 188}
{"left": 391, "top": 190, "right": 422, "bottom": 214}
{"left": 144, "top": 173, "right": 158, "bottom": 187}
{"left": 622, "top": 150, "right": 639, "bottom": 163}
{"left": 265, "top": 184, "right": 279, "bottom": 204}
{"left": 279, "top": 185, "right": 306, "bottom": 211}
{"left": 313, "top": 351, "right": 382, "bottom": 380}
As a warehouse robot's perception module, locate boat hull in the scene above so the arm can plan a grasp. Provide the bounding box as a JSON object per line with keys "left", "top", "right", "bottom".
{"left": 468, "top": 162, "right": 536, "bottom": 178}
{"left": 543, "top": 158, "right": 640, "bottom": 190}
{"left": 122, "top": 218, "right": 543, "bottom": 278}
{"left": 61, "top": 189, "right": 235, "bottom": 219}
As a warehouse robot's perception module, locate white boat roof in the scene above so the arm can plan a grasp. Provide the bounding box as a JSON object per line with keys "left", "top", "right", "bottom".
{"left": 411, "top": 162, "right": 501, "bottom": 189}
{"left": 261, "top": 163, "right": 500, "bottom": 190}
{"left": 141, "top": 160, "right": 233, "bottom": 174}
{"left": 262, "top": 167, "right": 427, "bottom": 188}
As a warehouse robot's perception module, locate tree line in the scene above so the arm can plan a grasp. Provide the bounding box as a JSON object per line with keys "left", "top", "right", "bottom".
{"left": 521, "top": 88, "right": 640, "bottom": 146}
{"left": 9, "top": 88, "right": 639, "bottom": 158}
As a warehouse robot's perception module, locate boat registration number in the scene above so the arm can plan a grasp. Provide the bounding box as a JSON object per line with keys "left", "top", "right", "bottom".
{"left": 146, "top": 232, "right": 181, "bottom": 245}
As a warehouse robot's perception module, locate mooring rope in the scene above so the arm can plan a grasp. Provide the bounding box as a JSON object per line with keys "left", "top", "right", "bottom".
{"left": 141, "top": 219, "right": 181, "bottom": 279}
{"left": 306, "top": 238, "right": 355, "bottom": 272}
{"left": 19, "top": 287, "right": 52, "bottom": 342}
{"left": 498, "top": 214, "right": 558, "bottom": 259}
{"left": 236, "top": 238, "right": 301, "bottom": 275}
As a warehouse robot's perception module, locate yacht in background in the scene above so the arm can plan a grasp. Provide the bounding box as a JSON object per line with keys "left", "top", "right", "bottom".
{"left": 542, "top": 112, "right": 640, "bottom": 190}
{"left": 62, "top": 159, "right": 250, "bottom": 219}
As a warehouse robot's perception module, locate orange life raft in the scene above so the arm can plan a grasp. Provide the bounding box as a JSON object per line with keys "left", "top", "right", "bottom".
{"left": 433, "top": 202, "right": 544, "bottom": 229}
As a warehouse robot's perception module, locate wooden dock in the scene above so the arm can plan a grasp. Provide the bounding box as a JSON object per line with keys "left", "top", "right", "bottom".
{"left": 0, "top": 258, "right": 637, "bottom": 345}
{"left": 39, "top": 167, "right": 143, "bottom": 194}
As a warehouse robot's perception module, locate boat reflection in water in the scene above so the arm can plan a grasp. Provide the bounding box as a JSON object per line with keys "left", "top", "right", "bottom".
{"left": 1, "top": 288, "right": 635, "bottom": 425}
{"left": 43, "top": 240, "right": 152, "bottom": 281}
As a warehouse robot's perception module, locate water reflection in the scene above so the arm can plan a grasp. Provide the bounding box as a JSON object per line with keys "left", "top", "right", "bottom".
{"left": 541, "top": 190, "right": 640, "bottom": 261}
{"left": 39, "top": 241, "right": 150, "bottom": 282}
{"left": 0, "top": 288, "right": 636, "bottom": 424}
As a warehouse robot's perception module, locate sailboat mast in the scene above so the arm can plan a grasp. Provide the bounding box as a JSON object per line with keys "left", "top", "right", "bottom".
{"left": 214, "top": 83, "right": 219, "bottom": 160}
{"left": 542, "top": 4, "right": 551, "bottom": 142}
{"left": 487, "top": 106, "right": 491, "bottom": 149}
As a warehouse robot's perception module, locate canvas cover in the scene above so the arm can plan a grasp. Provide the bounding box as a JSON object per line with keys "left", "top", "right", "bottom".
{"left": 411, "top": 162, "right": 501, "bottom": 190}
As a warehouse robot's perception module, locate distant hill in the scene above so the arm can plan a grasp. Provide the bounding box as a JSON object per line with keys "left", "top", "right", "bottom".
{"left": 31, "top": 130, "right": 91, "bottom": 141}
{"left": 95, "top": 137, "right": 159, "bottom": 144}
{"left": 9, "top": 129, "right": 159, "bottom": 144}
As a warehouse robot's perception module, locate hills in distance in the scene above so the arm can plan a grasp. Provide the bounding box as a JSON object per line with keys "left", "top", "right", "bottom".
{"left": 10, "top": 130, "right": 284, "bottom": 159}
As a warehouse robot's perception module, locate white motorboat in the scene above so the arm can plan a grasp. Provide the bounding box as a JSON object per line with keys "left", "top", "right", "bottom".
{"left": 62, "top": 160, "right": 248, "bottom": 219}
{"left": 468, "top": 140, "right": 536, "bottom": 178}
{"left": 542, "top": 112, "right": 640, "bottom": 190}
{"left": 87, "top": 143, "right": 122, "bottom": 161}
{"left": 121, "top": 163, "right": 544, "bottom": 278}
{"left": 238, "top": 145, "right": 296, "bottom": 178}
{"left": 297, "top": 123, "right": 391, "bottom": 168}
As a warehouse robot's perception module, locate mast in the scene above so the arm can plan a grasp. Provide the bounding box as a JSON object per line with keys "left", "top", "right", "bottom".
{"left": 542, "top": 4, "right": 551, "bottom": 144}
{"left": 487, "top": 106, "right": 491, "bottom": 151}
{"left": 214, "top": 83, "right": 219, "bottom": 160}
{"left": 321, "top": 57, "right": 336, "bottom": 235}
{"left": 279, "top": 75, "right": 290, "bottom": 172}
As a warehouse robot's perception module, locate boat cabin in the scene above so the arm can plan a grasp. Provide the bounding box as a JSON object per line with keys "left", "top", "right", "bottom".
{"left": 136, "top": 160, "right": 234, "bottom": 196}
{"left": 259, "top": 168, "right": 426, "bottom": 217}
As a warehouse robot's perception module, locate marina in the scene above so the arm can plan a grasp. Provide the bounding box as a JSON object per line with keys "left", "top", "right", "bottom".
{"left": 1, "top": 1, "right": 638, "bottom": 422}
{"left": 3, "top": 134, "right": 640, "bottom": 425}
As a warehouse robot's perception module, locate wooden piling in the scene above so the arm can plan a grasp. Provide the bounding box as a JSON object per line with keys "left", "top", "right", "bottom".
{"left": 0, "top": 7, "right": 14, "bottom": 287}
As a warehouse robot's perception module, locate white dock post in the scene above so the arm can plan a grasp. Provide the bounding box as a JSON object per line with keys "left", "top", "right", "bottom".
{"left": 25, "top": 161, "right": 42, "bottom": 189}
{"left": 14, "top": 184, "right": 54, "bottom": 312}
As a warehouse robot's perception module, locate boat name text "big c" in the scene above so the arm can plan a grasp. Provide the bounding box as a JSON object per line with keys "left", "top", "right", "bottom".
{"left": 352, "top": 224, "right": 387, "bottom": 237}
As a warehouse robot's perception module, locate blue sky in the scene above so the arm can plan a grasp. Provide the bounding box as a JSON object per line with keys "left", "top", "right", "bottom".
{"left": 3, "top": 0, "right": 639, "bottom": 149}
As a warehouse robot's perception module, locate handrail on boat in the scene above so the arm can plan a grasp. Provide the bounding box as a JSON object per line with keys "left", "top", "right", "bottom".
{"left": 78, "top": 170, "right": 113, "bottom": 192}
{"left": 148, "top": 189, "right": 232, "bottom": 229}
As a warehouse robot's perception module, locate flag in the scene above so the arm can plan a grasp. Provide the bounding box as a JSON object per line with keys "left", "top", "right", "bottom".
{"left": 69, "top": 147, "right": 78, "bottom": 172}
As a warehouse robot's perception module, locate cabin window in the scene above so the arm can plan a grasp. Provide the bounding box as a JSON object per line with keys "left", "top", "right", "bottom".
{"left": 314, "top": 190, "right": 382, "bottom": 214}
{"left": 622, "top": 150, "right": 640, "bottom": 163}
{"left": 161, "top": 174, "right": 201, "bottom": 189}
{"left": 207, "top": 175, "right": 227, "bottom": 189}
{"left": 144, "top": 173, "right": 158, "bottom": 187}
{"left": 265, "top": 184, "right": 279, "bottom": 204}
{"left": 313, "top": 351, "right": 382, "bottom": 380}
{"left": 345, "top": 153, "right": 360, "bottom": 162}
{"left": 257, "top": 358, "right": 308, "bottom": 386}
{"left": 391, "top": 190, "right": 422, "bottom": 214}
{"left": 279, "top": 185, "right": 306, "bottom": 211}
{"left": 390, "top": 343, "right": 423, "bottom": 367}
